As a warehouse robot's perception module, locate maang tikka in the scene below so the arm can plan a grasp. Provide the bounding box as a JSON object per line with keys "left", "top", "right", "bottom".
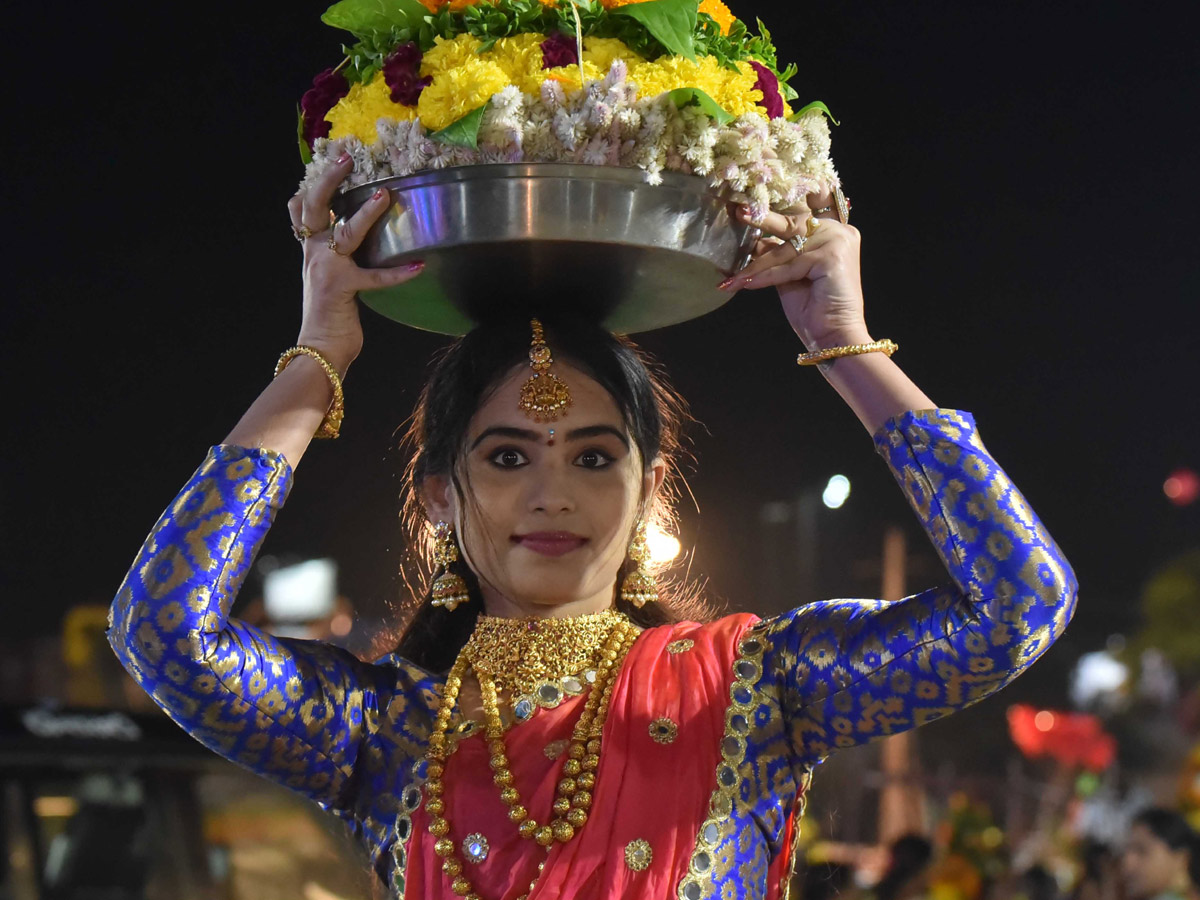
{"left": 620, "top": 519, "right": 659, "bottom": 607}
{"left": 430, "top": 521, "right": 470, "bottom": 611}
{"left": 518, "top": 318, "right": 571, "bottom": 422}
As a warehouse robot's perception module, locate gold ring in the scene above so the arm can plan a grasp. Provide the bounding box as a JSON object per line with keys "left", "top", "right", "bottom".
{"left": 788, "top": 235, "right": 807, "bottom": 254}
{"left": 812, "top": 206, "right": 833, "bottom": 216}
{"left": 805, "top": 217, "right": 821, "bottom": 238}
{"left": 327, "top": 231, "right": 351, "bottom": 257}
{"left": 833, "top": 185, "right": 851, "bottom": 225}
{"left": 293, "top": 224, "right": 314, "bottom": 241}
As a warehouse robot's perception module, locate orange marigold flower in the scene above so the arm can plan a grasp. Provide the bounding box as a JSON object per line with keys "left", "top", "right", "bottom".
{"left": 698, "top": 0, "right": 735, "bottom": 34}
{"left": 416, "top": 0, "right": 442, "bottom": 11}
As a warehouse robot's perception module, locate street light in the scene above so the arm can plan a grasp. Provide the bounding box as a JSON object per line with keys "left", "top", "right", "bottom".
{"left": 757, "top": 475, "right": 852, "bottom": 615}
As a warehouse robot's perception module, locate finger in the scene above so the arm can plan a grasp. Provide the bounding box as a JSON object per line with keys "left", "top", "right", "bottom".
{"left": 287, "top": 193, "right": 304, "bottom": 230}
{"left": 720, "top": 228, "right": 835, "bottom": 290}
{"left": 301, "top": 153, "right": 354, "bottom": 231}
{"left": 736, "top": 205, "right": 810, "bottom": 240}
{"left": 351, "top": 260, "right": 427, "bottom": 292}
{"left": 715, "top": 240, "right": 801, "bottom": 289}
{"left": 332, "top": 187, "right": 393, "bottom": 255}
{"left": 807, "top": 186, "right": 835, "bottom": 218}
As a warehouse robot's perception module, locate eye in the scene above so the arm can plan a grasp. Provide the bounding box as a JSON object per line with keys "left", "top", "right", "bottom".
{"left": 489, "top": 447, "right": 528, "bottom": 468}
{"left": 574, "top": 448, "right": 614, "bottom": 469}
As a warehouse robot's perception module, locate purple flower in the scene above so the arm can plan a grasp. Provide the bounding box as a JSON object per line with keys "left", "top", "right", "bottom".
{"left": 748, "top": 60, "right": 784, "bottom": 119}
{"left": 540, "top": 32, "right": 579, "bottom": 69}
{"left": 300, "top": 68, "right": 350, "bottom": 145}
{"left": 383, "top": 42, "right": 432, "bottom": 105}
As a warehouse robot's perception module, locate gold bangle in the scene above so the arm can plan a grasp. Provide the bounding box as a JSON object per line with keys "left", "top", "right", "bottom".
{"left": 796, "top": 339, "right": 898, "bottom": 367}
{"left": 274, "top": 345, "right": 345, "bottom": 439}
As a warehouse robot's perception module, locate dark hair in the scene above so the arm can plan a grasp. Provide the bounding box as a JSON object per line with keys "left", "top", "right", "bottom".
{"left": 387, "top": 316, "right": 713, "bottom": 673}
{"left": 1017, "top": 865, "right": 1060, "bottom": 900}
{"left": 1132, "top": 807, "right": 1200, "bottom": 888}
{"left": 874, "top": 834, "right": 933, "bottom": 900}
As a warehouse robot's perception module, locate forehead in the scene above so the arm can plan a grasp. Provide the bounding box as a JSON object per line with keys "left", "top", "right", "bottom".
{"left": 470, "top": 360, "right": 625, "bottom": 430}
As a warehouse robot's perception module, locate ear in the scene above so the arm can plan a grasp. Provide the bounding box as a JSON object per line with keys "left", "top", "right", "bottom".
{"left": 642, "top": 456, "right": 667, "bottom": 510}
{"left": 418, "top": 473, "right": 457, "bottom": 525}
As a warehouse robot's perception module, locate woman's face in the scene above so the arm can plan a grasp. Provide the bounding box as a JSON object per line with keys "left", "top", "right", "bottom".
{"left": 1122, "top": 823, "right": 1189, "bottom": 900}
{"left": 423, "top": 360, "right": 664, "bottom": 618}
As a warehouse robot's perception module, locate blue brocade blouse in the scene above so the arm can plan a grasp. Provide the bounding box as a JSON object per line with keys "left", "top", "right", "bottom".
{"left": 106, "top": 408, "right": 1077, "bottom": 898}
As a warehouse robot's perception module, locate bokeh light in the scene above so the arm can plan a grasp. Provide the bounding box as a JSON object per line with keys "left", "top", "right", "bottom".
{"left": 1164, "top": 468, "right": 1199, "bottom": 506}
{"left": 647, "top": 525, "right": 682, "bottom": 565}
{"left": 822, "top": 475, "right": 851, "bottom": 509}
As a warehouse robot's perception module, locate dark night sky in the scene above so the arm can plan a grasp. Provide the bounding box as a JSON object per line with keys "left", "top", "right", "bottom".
{"left": 4, "top": 0, "right": 1198, "bottom": 710}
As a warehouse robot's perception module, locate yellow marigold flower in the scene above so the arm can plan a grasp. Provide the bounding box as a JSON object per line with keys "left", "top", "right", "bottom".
{"left": 698, "top": 0, "right": 736, "bottom": 35}
{"left": 420, "top": 34, "right": 485, "bottom": 78}
{"left": 417, "top": 58, "right": 512, "bottom": 130}
{"left": 627, "top": 55, "right": 761, "bottom": 115}
{"left": 489, "top": 34, "right": 549, "bottom": 94}
{"left": 582, "top": 36, "right": 644, "bottom": 71}
{"left": 326, "top": 72, "right": 417, "bottom": 145}
{"left": 542, "top": 60, "right": 605, "bottom": 93}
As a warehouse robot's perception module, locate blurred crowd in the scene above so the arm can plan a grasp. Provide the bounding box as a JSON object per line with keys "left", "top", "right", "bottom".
{"left": 793, "top": 808, "right": 1199, "bottom": 900}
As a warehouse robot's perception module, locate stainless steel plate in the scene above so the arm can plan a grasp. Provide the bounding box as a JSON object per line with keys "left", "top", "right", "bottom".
{"left": 332, "top": 163, "right": 759, "bottom": 335}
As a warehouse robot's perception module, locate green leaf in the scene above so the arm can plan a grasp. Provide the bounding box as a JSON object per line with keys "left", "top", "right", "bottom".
{"left": 322, "top": 0, "right": 431, "bottom": 37}
{"left": 429, "top": 102, "right": 489, "bottom": 149}
{"left": 667, "top": 87, "right": 733, "bottom": 125}
{"left": 789, "top": 100, "right": 839, "bottom": 126}
{"left": 779, "top": 81, "right": 798, "bottom": 101}
{"left": 297, "top": 104, "right": 313, "bottom": 165}
{"left": 611, "top": 0, "right": 698, "bottom": 61}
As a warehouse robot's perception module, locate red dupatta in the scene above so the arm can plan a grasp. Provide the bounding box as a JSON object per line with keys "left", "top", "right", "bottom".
{"left": 403, "top": 613, "right": 792, "bottom": 899}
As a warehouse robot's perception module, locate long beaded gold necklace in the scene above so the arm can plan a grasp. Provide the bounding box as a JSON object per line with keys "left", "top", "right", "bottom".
{"left": 424, "top": 611, "right": 639, "bottom": 900}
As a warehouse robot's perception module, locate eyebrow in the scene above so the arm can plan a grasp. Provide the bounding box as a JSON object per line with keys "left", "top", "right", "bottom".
{"left": 469, "top": 424, "right": 630, "bottom": 450}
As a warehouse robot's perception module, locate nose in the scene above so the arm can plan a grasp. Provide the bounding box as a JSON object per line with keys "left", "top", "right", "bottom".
{"left": 526, "top": 460, "right": 575, "bottom": 514}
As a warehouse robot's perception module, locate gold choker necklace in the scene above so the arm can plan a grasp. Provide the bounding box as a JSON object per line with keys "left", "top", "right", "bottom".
{"left": 425, "top": 610, "right": 640, "bottom": 900}
{"left": 464, "top": 610, "right": 627, "bottom": 699}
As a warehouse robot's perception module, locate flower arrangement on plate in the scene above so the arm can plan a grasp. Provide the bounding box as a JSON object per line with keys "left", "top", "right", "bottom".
{"left": 299, "top": 0, "right": 840, "bottom": 218}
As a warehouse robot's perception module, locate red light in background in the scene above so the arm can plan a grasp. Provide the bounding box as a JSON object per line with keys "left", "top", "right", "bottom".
{"left": 1034, "top": 710, "right": 1056, "bottom": 731}
{"left": 1164, "top": 468, "right": 1199, "bottom": 507}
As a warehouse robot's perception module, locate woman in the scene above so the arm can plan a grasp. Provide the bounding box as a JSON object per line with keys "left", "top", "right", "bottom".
{"left": 107, "top": 153, "right": 1078, "bottom": 899}
{"left": 1122, "top": 809, "right": 1199, "bottom": 900}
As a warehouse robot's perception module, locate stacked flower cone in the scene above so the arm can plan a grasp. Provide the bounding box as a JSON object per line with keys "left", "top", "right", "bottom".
{"left": 299, "top": 0, "right": 838, "bottom": 217}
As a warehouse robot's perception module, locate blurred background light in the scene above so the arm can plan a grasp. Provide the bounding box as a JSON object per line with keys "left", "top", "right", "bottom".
{"left": 647, "top": 525, "right": 682, "bottom": 565}
{"left": 1163, "top": 467, "right": 1199, "bottom": 506}
{"left": 263, "top": 559, "right": 337, "bottom": 623}
{"left": 822, "top": 475, "right": 851, "bottom": 509}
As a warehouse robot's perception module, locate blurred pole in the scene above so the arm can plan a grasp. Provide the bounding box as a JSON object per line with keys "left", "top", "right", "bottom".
{"left": 877, "top": 526, "right": 929, "bottom": 842}
{"left": 795, "top": 491, "right": 820, "bottom": 610}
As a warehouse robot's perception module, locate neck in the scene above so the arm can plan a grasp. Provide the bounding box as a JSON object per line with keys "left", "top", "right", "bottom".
{"left": 479, "top": 581, "right": 616, "bottom": 619}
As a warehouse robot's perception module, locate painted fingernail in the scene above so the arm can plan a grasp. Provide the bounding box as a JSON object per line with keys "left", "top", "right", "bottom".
{"left": 337, "top": 153, "right": 351, "bottom": 164}
{"left": 718, "top": 277, "right": 736, "bottom": 290}
{"left": 372, "top": 188, "right": 386, "bottom": 200}
{"left": 406, "top": 260, "right": 425, "bottom": 272}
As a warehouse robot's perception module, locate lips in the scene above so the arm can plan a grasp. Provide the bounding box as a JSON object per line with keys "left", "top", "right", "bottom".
{"left": 513, "top": 531, "right": 588, "bottom": 557}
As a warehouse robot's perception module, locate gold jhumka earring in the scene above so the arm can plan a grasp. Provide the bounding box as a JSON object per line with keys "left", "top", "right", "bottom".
{"left": 620, "top": 519, "right": 659, "bottom": 607}
{"left": 518, "top": 318, "right": 571, "bottom": 422}
{"left": 430, "top": 521, "right": 470, "bottom": 611}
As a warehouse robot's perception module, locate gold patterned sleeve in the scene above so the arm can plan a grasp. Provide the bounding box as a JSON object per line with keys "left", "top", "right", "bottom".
{"left": 105, "top": 444, "right": 434, "bottom": 815}
{"left": 752, "top": 408, "right": 1078, "bottom": 763}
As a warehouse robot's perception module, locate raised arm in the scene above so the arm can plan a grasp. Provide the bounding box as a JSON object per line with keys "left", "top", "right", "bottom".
{"left": 107, "top": 444, "right": 402, "bottom": 813}
{"left": 725, "top": 193, "right": 1077, "bottom": 766}
{"left": 107, "top": 156, "right": 431, "bottom": 814}
{"left": 753, "top": 407, "right": 1077, "bottom": 763}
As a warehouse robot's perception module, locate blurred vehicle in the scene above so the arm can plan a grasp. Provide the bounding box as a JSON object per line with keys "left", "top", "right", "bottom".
{"left": 0, "top": 703, "right": 222, "bottom": 900}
